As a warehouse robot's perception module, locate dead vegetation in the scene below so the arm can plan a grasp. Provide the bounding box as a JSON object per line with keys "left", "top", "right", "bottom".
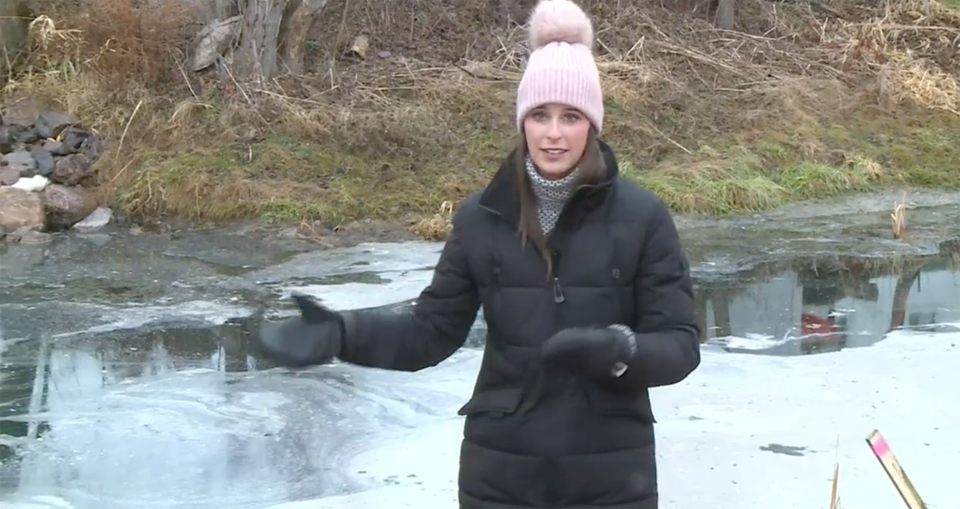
{"left": 4, "top": 0, "right": 960, "bottom": 237}
{"left": 891, "top": 192, "right": 910, "bottom": 239}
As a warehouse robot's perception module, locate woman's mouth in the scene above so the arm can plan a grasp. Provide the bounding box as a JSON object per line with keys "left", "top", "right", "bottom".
{"left": 541, "top": 148, "right": 568, "bottom": 162}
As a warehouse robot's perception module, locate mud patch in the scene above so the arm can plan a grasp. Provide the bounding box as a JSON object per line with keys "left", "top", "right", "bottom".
{"left": 759, "top": 444, "right": 808, "bottom": 457}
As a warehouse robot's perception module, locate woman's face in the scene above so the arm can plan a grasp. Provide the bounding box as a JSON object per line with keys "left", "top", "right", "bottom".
{"left": 523, "top": 103, "right": 591, "bottom": 180}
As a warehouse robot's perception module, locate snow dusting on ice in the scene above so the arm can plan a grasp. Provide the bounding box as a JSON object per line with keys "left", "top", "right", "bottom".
{"left": 289, "top": 328, "right": 959, "bottom": 509}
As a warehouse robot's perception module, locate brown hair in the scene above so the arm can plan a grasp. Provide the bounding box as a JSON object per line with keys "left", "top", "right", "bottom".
{"left": 513, "top": 126, "right": 606, "bottom": 279}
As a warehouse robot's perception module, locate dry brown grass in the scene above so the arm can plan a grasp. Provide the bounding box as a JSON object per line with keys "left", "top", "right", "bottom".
{"left": 891, "top": 191, "right": 910, "bottom": 239}
{"left": 411, "top": 200, "right": 457, "bottom": 240}
{"left": 4, "top": 0, "right": 960, "bottom": 236}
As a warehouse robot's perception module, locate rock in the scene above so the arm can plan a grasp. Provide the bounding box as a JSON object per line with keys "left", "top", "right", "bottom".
{"left": 35, "top": 111, "right": 78, "bottom": 139}
{"left": 0, "top": 104, "right": 105, "bottom": 196}
{"left": 50, "top": 153, "right": 93, "bottom": 186}
{"left": 0, "top": 187, "right": 45, "bottom": 232}
{"left": 2, "top": 97, "right": 40, "bottom": 127}
{"left": 0, "top": 125, "right": 13, "bottom": 152}
{"left": 42, "top": 139, "right": 72, "bottom": 156}
{"left": 0, "top": 166, "right": 19, "bottom": 185}
{"left": 10, "top": 174, "right": 50, "bottom": 192}
{"left": 191, "top": 15, "right": 242, "bottom": 72}
{"left": 9, "top": 124, "right": 39, "bottom": 144}
{"left": 73, "top": 206, "right": 113, "bottom": 231}
{"left": 84, "top": 131, "right": 104, "bottom": 159}
{"left": 62, "top": 127, "right": 104, "bottom": 160}
{"left": 60, "top": 128, "right": 83, "bottom": 149}
{"left": 3, "top": 148, "right": 37, "bottom": 176}
{"left": 40, "top": 184, "right": 98, "bottom": 231}
{"left": 30, "top": 145, "right": 56, "bottom": 176}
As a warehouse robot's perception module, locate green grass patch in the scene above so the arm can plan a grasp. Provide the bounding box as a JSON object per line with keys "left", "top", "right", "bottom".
{"left": 111, "top": 121, "right": 499, "bottom": 226}
{"left": 621, "top": 111, "right": 960, "bottom": 215}
{"left": 111, "top": 110, "right": 960, "bottom": 226}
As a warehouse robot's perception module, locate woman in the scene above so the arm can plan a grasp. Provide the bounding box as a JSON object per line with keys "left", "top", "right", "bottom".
{"left": 257, "top": 0, "right": 701, "bottom": 507}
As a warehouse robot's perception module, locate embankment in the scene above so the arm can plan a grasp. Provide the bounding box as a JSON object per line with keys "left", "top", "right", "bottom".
{"left": 3, "top": 0, "right": 960, "bottom": 238}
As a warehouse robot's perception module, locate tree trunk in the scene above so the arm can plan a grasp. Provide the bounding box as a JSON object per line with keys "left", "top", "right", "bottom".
{"left": 193, "top": 0, "right": 241, "bottom": 23}
{"left": 213, "top": 0, "right": 241, "bottom": 19}
{"left": 233, "top": 0, "right": 288, "bottom": 80}
{"left": 0, "top": 0, "right": 30, "bottom": 79}
{"left": 888, "top": 264, "right": 923, "bottom": 332}
{"left": 488, "top": 0, "right": 536, "bottom": 28}
{"left": 231, "top": 0, "right": 329, "bottom": 81}
{"left": 715, "top": 0, "right": 736, "bottom": 30}
{"left": 277, "top": 0, "right": 329, "bottom": 75}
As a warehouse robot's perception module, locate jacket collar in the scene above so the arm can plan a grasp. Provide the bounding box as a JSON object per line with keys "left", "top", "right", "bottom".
{"left": 478, "top": 139, "right": 620, "bottom": 226}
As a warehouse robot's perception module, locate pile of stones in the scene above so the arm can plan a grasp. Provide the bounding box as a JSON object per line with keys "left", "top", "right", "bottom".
{"left": 0, "top": 100, "right": 109, "bottom": 243}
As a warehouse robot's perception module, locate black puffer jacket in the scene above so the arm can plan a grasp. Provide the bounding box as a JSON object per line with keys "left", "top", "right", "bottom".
{"left": 339, "top": 141, "right": 701, "bottom": 508}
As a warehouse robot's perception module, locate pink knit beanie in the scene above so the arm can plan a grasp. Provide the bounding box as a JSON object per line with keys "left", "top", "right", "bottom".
{"left": 516, "top": 0, "right": 604, "bottom": 133}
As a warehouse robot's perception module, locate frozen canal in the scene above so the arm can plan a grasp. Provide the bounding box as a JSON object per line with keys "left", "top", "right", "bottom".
{"left": 2, "top": 192, "right": 959, "bottom": 509}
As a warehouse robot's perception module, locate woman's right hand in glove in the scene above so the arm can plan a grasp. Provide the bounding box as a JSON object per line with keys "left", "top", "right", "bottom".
{"left": 257, "top": 294, "right": 345, "bottom": 367}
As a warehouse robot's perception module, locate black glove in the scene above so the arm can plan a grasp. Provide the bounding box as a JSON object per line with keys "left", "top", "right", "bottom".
{"left": 541, "top": 325, "right": 637, "bottom": 380}
{"left": 257, "top": 294, "right": 345, "bottom": 367}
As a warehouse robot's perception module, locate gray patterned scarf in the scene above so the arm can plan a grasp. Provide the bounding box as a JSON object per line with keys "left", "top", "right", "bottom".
{"left": 525, "top": 157, "right": 579, "bottom": 235}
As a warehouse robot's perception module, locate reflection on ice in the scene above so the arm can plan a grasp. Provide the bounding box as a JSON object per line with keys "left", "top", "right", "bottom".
{"left": 1, "top": 324, "right": 477, "bottom": 509}
{"left": 14, "top": 349, "right": 290, "bottom": 507}
{"left": 698, "top": 254, "right": 960, "bottom": 355}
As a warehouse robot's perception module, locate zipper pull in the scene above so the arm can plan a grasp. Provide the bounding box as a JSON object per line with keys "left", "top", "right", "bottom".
{"left": 552, "top": 277, "right": 565, "bottom": 303}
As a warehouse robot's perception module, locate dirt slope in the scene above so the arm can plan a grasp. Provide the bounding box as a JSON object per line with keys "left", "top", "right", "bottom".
{"left": 4, "top": 0, "right": 960, "bottom": 237}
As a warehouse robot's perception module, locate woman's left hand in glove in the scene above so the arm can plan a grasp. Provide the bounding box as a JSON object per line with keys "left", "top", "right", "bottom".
{"left": 541, "top": 325, "right": 637, "bottom": 380}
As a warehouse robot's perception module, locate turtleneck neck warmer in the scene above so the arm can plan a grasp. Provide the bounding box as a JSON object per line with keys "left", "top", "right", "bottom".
{"left": 525, "top": 157, "right": 579, "bottom": 235}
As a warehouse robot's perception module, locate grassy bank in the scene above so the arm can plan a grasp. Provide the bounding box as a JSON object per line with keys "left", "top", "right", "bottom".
{"left": 4, "top": 0, "right": 960, "bottom": 238}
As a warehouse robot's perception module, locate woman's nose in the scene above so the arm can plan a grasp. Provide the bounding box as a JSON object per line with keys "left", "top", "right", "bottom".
{"left": 546, "top": 119, "right": 562, "bottom": 138}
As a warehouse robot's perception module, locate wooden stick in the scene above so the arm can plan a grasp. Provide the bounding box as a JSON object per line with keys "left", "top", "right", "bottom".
{"left": 829, "top": 435, "right": 840, "bottom": 509}
{"left": 865, "top": 430, "right": 928, "bottom": 509}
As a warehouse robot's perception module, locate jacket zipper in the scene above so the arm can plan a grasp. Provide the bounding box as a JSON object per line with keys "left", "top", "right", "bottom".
{"left": 551, "top": 249, "right": 565, "bottom": 303}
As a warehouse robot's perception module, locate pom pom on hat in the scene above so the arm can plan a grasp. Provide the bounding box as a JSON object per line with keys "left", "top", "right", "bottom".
{"left": 528, "top": 0, "right": 594, "bottom": 50}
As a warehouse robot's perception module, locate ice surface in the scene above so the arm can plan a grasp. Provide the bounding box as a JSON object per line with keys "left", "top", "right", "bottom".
{"left": 3, "top": 234, "right": 958, "bottom": 509}
{"left": 5, "top": 316, "right": 957, "bottom": 509}
{"left": 1, "top": 300, "right": 254, "bottom": 343}
{"left": 276, "top": 269, "right": 435, "bottom": 311}
{"left": 283, "top": 329, "right": 959, "bottom": 509}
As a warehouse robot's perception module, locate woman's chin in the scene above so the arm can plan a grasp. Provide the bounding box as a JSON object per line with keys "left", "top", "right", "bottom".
{"left": 532, "top": 161, "right": 576, "bottom": 180}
